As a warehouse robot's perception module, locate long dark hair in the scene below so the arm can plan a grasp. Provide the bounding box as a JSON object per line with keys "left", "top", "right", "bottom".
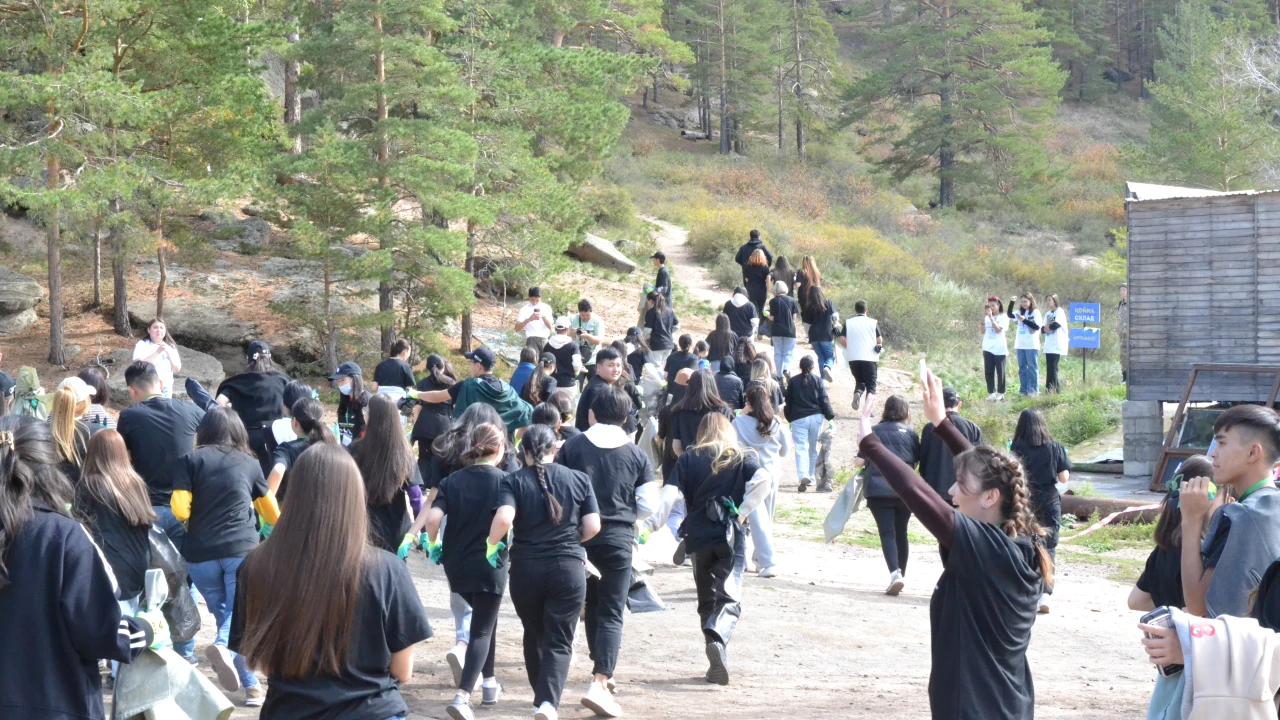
{"left": 462, "top": 423, "right": 504, "bottom": 465}
{"left": 196, "top": 407, "right": 256, "bottom": 458}
{"left": 625, "top": 326, "right": 650, "bottom": 355}
{"left": 1158, "top": 456, "right": 1214, "bottom": 551}
{"left": 432, "top": 403, "right": 514, "bottom": 474}
{"left": 734, "top": 335, "right": 757, "bottom": 368}
{"left": 1013, "top": 408, "right": 1051, "bottom": 448}
{"left": 808, "top": 285, "right": 829, "bottom": 312}
{"left": 340, "top": 374, "right": 368, "bottom": 408}
{"left": 955, "top": 447, "right": 1054, "bottom": 589}
{"left": 647, "top": 290, "right": 669, "bottom": 315}
{"left": 772, "top": 256, "right": 793, "bottom": 291}
{"left": 239, "top": 444, "right": 370, "bottom": 678}
{"left": 708, "top": 313, "right": 735, "bottom": 357}
{"left": 77, "top": 366, "right": 110, "bottom": 409}
{"left": 426, "top": 354, "right": 457, "bottom": 388}
{"left": 0, "top": 416, "right": 73, "bottom": 589}
{"left": 80, "top": 430, "right": 156, "bottom": 528}
{"left": 671, "top": 369, "right": 728, "bottom": 415}
{"left": 677, "top": 334, "right": 694, "bottom": 352}
{"left": 529, "top": 355, "right": 555, "bottom": 405}
{"left": 745, "top": 384, "right": 776, "bottom": 436}
{"left": 141, "top": 317, "right": 176, "bottom": 346}
{"left": 519, "top": 424, "right": 563, "bottom": 524}
{"left": 352, "top": 395, "right": 415, "bottom": 506}
{"left": 291, "top": 398, "right": 337, "bottom": 445}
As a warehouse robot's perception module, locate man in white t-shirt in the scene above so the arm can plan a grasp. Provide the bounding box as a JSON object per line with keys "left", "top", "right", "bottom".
{"left": 840, "top": 300, "right": 882, "bottom": 411}
{"left": 514, "top": 286, "right": 554, "bottom": 352}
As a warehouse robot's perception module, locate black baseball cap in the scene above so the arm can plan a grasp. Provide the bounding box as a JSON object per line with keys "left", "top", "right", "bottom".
{"left": 246, "top": 340, "right": 271, "bottom": 359}
{"left": 650, "top": 251, "right": 666, "bottom": 262}
{"left": 328, "top": 361, "right": 362, "bottom": 381}
{"left": 942, "top": 387, "right": 960, "bottom": 408}
{"left": 465, "top": 346, "right": 497, "bottom": 370}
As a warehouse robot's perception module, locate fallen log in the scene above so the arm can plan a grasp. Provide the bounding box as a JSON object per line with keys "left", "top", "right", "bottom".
{"left": 1061, "top": 493, "right": 1161, "bottom": 523}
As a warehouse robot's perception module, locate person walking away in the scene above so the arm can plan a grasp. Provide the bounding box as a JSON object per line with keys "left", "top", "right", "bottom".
{"left": 747, "top": 358, "right": 785, "bottom": 414}
{"left": 546, "top": 317, "right": 584, "bottom": 404}
{"left": 413, "top": 354, "right": 457, "bottom": 486}
{"left": 329, "top": 361, "right": 372, "bottom": 445}
{"left": 523, "top": 353, "right": 559, "bottom": 406}
{"left": 556, "top": 386, "right": 657, "bottom": 718}
{"left": 863, "top": 395, "right": 921, "bottom": 595}
{"left": 858, "top": 370, "right": 1052, "bottom": 720}
{"left": 516, "top": 286, "right": 555, "bottom": 352}
{"left": 803, "top": 286, "right": 838, "bottom": 382}
{"left": 734, "top": 229, "right": 772, "bottom": 273}
{"left": 353, "top": 395, "right": 425, "bottom": 553}
{"left": 532, "top": 401, "right": 581, "bottom": 446}
{"left": 215, "top": 340, "right": 291, "bottom": 473}
{"left": 918, "top": 388, "right": 983, "bottom": 500}
{"left": 132, "top": 317, "right": 182, "bottom": 397}
{"left": 418, "top": 346, "right": 534, "bottom": 431}
{"left": 643, "top": 291, "right": 679, "bottom": 368}
{"left": 769, "top": 256, "right": 794, "bottom": 299}
{"left": 795, "top": 256, "right": 821, "bottom": 319}
{"left": 624, "top": 327, "right": 652, "bottom": 384}
{"left": 1117, "top": 284, "right": 1129, "bottom": 383}
{"left": 767, "top": 281, "right": 799, "bottom": 378}
{"left": 1009, "top": 408, "right": 1070, "bottom": 614}
{"left": 489, "top": 425, "right": 601, "bottom": 720}
{"left": 841, "top": 300, "right": 883, "bottom": 411}
{"left": 266, "top": 397, "right": 337, "bottom": 504}
{"left": 1181, "top": 405, "right": 1280, "bottom": 618}
{"left": 715, "top": 355, "right": 746, "bottom": 411}
{"left": 269, "top": 380, "right": 314, "bottom": 450}
{"left": 78, "top": 365, "right": 116, "bottom": 429}
{"left": 1128, "top": 456, "right": 1213, "bottom": 614}
{"left": 0, "top": 417, "right": 165, "bottom": 720}
{"left": 982, "top": 297, "right": 1009, "bottom": 400}
{"left": 230, "top": 443, "right": 433, "bottom": 719}
{"left": 170, "top": 407, "right": 279, "bottom": 703}
{"left": 49, "top": 377, "right": 102, "bottom": 483}
{"left": 650, "top": 252, "right": 673, "bottom": 309}
{"left": 706, "top": 313, "right": 739, "bottom": 373}
{"left": 733, "top": 385, "right": 791, "bottom": 578}
{"left": 668, "top": 369, "right": 734, "bottom": 458}
{"left": 1041, "top": 295, "right": 1067, "bottom": 394}
{"left": 784, "top": 356, "right": 835, "bottom": 493}
{"left": 742, "top": 250, "right": 770, "bottom": 321}
{"left": 510, "top": 347, "right": 539, "bottom": 399}
{"left": 371, "top": 339, "right": 417, "bottom": 411}
{"left": 572, "top": 299, "right": 605, "bottom": 382}
{"left": 723, "top": 287, "right": 759, "bottom": 341}
{"left": 663, "top": 334, "right": 698, "bottom": 385}
{"left": 1008, "top": 294, "right": 1042, "bottom": 396}
{"left": 668, "top": 413, "right": 770, "bottom": 685}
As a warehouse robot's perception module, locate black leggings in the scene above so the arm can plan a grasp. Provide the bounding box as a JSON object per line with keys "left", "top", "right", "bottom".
{"left": 585, "top": 543, "right": 633, "bottom": 678}
{"left": 510, "top": 556, "right": 587, "bottom": 709}
{"left": 983, "top": 351, "right": 1007, "bottom": 395}
{"left": 691, "top": 526, "right": 745, "bottom": 646}
{"left": 1045, "top": 353, "right": 1061, "bottom": 394}
{"left": 868, "top": 498, "right": 912, "bottom": 574}
{"left": 457, "top": 591, "right": 501, "bottom": 690}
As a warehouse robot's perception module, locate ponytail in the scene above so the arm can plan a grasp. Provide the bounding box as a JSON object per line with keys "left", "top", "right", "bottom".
{"left": 291, "top": 398, "right": 337, "bottom": 445}
{"left": 50, "top": 387, "right": 87, "bottom": 467}
{"left": 0, "top": 417, "right": 72, "bottom": 589}
{"left": 520, "top": 424, "right": 563, "bottom": 524}
{"left": 461, "top": 423, "right": 504, "bottom": 466}
{"left": 955, "top": 446, "right": 1055, "bottom": 591}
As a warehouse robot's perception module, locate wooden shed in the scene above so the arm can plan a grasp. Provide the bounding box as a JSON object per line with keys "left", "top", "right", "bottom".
{"left": 1125, "top": 182, "right": 1280, "bottom": 403}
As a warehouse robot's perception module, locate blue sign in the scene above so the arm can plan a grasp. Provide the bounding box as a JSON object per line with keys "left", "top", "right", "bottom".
{"left": 1070, "top": 302, "right": 1101, "bottom": 324}
{"left": 1070, "top": 327, "right": 1100, "bottom": 349}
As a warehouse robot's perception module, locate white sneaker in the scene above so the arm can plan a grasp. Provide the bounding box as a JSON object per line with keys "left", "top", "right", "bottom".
{"left": 987, "top": 393, "right": 996, "bottom": 401}
{"left": 534, "top": 701, "right": 560, "bottom": 720}
{"left": 581, "top": 681, "right": 623, "bottom": 717}
{"left": 446, "top": 645, "right": 466, "bottom": 687}
{"left": 886, "top": 570, "right": 904, "bottom": 596}
{"left": 205, "top": 644, "right": 241, "bottom": 692}
{"left": 758, "top": 565, "right": 779, "bottom": 578}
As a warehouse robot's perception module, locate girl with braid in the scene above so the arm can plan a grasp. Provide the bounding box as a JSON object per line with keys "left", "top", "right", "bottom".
{"left": 489, "top": 425, "right": 601, "bottom": 720}
{"left": 857, "top": 370, "right": 1052, "bottom": 720}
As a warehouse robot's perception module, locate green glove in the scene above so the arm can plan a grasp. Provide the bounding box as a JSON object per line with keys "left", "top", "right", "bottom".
{"left": 397, "top": 532, "right": 416, "bottom": 560}
{"left": 406, "top": 387, "right": 420, "bottom": 399}
{"left": 137, "top": 609, "right": 171, "bottom": 650}
{"left": 259, "top": 521, "right": 274, "bottom": 540}
{"left": 722, "top": 497, "right": 739, "bottom": 517}
{"left": 428, "top": 539, "right": 444, "bottom": 564}
{"left": 485, "top": 538, "right": 506, "bottom": 568}
{"left": 637, "top": 527, "right": 652, "bottom": 545}
{"left": 825, "top": 420, "right": 835, "bottom": 432}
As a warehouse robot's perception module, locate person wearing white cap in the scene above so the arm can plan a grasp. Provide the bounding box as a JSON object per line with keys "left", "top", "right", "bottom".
{"left": 49, "top": 376, "right": 102, "bottom": 483}
{"left": 545, "top": 316, "right": 584, "bottom": 405}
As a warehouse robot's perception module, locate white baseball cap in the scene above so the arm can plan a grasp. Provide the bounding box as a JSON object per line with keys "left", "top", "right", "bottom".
{"left": 56, "top": 376, "right": 97, "bottom": 402}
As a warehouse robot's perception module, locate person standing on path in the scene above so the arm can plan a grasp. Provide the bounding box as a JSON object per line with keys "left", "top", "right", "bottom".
{"left": 1008, "top": 294, "right": 1042, "bottom": 396}
{"left": 841, "top": 300, "right": 883, "bottom": 411}
{"left": 795, "top": 256, "right": 821, "bottom": 319}
{"left": 919, "top": 388, "right": 983, "bottom": 500}
{"left": 546, "top": 317, "right": 585, "bottom": 405}
{"left": 863, "top": 395, "right": 921, "bottom": 596}
{"left": 132, "top": 318, "right": 182, "bottom": 398}
{"left": 413, "top": 355, "right": 458, "bottom": 484}
{"left": 982, "top": 297, "right": 1009, "bottom": 400}
{"left": 516, "top": 287, "right": 555, "bottom": 352}
{"left": 330, "top": 361, "right": 372, "bottom": 445}
{"left": 650, "top": 252, "right": 673, "bottom": 309}
{"left": 265, "top": 397, "right": 338, "bottom": 504}
{"left": 734, "top": 229, "right": 772, "bottom": 274}
{"left": 419, "top": 347, "right": 534, "bottom": 431}
{"left": 733, "top": 385, "right": 791, "bottom": 578}
{"left": 571, "top": 299, "right": 606, "bottom": 381}
{"left": 353, "top": 395, "right": 425, "bottom": 552}
{"left": 1041, "top": 295, "right": 1067, "bottom": 394}
{"left": 705, "top": 314, "right": 739, "bottom": 374}
{"left": 1117, "top": 284, "right": 1129, "bottom": 383}
{"left": 767, "top": 281, "right": 799, "bottom": 379}
{"left": 723, "top": 287, "right": 759, "bottom": 341}
{"left": 371, "top": 338, "right": 416, "bottom": 398}
{"left": 714, "top": 355, "right": 746, "bottom": 411}
{"left": 784, "top": 355, "right": 835, "bottom": 493}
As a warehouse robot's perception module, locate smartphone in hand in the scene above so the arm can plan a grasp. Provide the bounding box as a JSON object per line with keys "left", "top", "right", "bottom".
{"left": 1139, "top": 607, "right": 1184, "bottom": 677}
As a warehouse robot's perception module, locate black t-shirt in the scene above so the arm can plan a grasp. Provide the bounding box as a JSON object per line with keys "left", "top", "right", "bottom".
{"left": 338, "top": 390, "right": 371, "bottom": 440}
{"left": 117, "top": 396, "right": 205, "bottom": 506}
{"left": 671, "top": 407, "right": 734, "bottom": 451}
{"left": 521, "top": 374, "right": 558, "bottom": 405}
{"left": 350, "top": 439, "right": 424, "bottom": 553}
{"left": 75, "top": 485, "right": 152, "bottom": 600}
{"left": 706, "top": 331, "right": 738, "bottom": 363}
{"left": 557, "top": 425, "right": 582, "bottom": 443}
{"left": 217, "top": 371, "right": 290, "bottom": 426}
{"left": 626, "top": 350, "right": 646, "bottom": 383}
{"left": 271, "top": 439, "right": 310, "bottom": 503}
{"left": 804, "top": 300, "right": 837, "bottom": 342}
{"left": 498, "top": 464, "right": 599, "bottom": 561}
{"left": 412, "top": 375, "right": 454, "bottom": 441}
{"left": 722, "top": 300, "right": 757, "bottom": 338}
{"left": 645, "top": 308, "right": 678, "bottom": 351}
{"left": 1011, "top": 440, "right": 1072, "bottom": 523}
{"left": 547, "top": 339, "right": 582, "bottom": 388}
{"left": 434, "top": 465, "right": 509, "bottom": 594}
{"left": 59, "top": 421, "right": 101, "bottom": 484}
{"left": 373, "top": 358, "right": 415, "bottom": 389}
{"left": 654, "top": 266, "right": 671, "bottom": 300}
{"left": 742, "top": 264, "right": 770, "bottom": 298}
{"left": 664, "top": 350, "right": 698, "bottom": 384}
{"left": 670, "top": 447, "right": 761, "bottom": 554}
{"left": 768, "top": 295, "right": 799, "bottom": 338}
{"left": 556, "top": 432, "right": 655, "bottom": 548}
{"left": 172, "top": 447, "right": 267, "bottom": 563}
{"left": 930, "top": 511, "right": 1042, "bottom": 720}
{"left": 229, "top": 550, "right": 433, "bottom": 720}
{"left": 1137, "top": 545, "right": 1185, "bottom": 609}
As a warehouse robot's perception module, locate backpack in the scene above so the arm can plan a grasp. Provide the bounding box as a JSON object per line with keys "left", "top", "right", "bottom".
{"left": 14, "top": 366, "right": 47, "bottom": 420}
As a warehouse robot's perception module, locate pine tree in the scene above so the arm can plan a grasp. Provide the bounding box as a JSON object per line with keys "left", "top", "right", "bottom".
{"left": 1033, "top": 0, "right": 1115, "bottom": 101}
{"left": 781, "top": 0, "right": 838, "bottom": 160}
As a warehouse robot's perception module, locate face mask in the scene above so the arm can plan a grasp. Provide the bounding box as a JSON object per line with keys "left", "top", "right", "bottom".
{"left": 339, "top": 381, "right": 352, "bottom": 395}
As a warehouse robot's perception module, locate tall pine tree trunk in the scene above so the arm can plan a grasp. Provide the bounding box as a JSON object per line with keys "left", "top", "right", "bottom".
{"left": 792, "top": 0, "right": 807, "bottom": 162}
{"left": 460, "top": 222, "right": 476, "bottom": 352}
{"left": 375, "top": 1, "right": 394, "bottom": 355}
{"left": 110, "top": 199, "right": 130, "bottom": 336}
{"left": 90, "top": 217, "right": 101, "bottom": 309}
{"left": 156, "top": 215, "right": 167, "bottom": 319}
{"left": 324, "top": 245, "right": 337, "bottom": 371}
{"left": 46, "top": 150, "right": 64, "bottom": 366}
{"left": 717, "top": 0, "right": 730, "bottom": 156}
{"left": 939, "top": 80, "right": 955, "bottom": 208}
{"left": 284, "top": 13, "right": 302, "bottom": 154}
{"left": 777, "top": 34, "right": 785, "bottom": 152}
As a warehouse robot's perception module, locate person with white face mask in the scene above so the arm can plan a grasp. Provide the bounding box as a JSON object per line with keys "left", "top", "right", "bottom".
{"left": 329, "top": 361, "right": 370, "bottom": 445}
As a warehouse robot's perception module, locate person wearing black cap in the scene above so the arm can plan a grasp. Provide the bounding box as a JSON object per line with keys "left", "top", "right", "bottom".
{"left": 918, "top": 388, "right": 983, "bottom": 501}
{"left": 329, "top": 361, "right": 371, "bottom": 445}
{"left": 515, "top": 287, "right": 554, "bottom": 353}
{"left": 734, "top": 229, "right": 772, "bottom": 273}
{"left": 418, "top": 347, "right": 533, "bottom": 431}
{"left": 215, "top": 341, "right": 291, "bottom": 474}
{"left": 651, "top": 252, "right": 672, "bottom": 309}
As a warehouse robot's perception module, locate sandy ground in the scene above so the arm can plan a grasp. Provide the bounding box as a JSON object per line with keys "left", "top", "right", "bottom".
{"left": 109, "top": 216, "right": 1157, "bottom": 719}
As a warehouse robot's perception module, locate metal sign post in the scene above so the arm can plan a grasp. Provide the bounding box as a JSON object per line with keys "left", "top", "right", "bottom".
{"left": 1069, "top": 302, "right": 1102, "bottom": 383}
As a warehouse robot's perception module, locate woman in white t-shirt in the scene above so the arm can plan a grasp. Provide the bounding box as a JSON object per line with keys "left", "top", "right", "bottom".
{"left": 131, "top": 318, "right": 181, "bottom": 397}
{"left": 981, "top": 297, "right": 1008, "bottom": 401}
{"left": 1040, "top": 295, "right": 1067, "bottom": 394}
{"left": 1007, "top": 293, "right": 1043, "bottom": 396}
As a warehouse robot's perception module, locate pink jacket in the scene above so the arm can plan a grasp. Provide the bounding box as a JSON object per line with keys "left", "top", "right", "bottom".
{"left": 1172, "top": 608, "right": 1280, "bottom": 719}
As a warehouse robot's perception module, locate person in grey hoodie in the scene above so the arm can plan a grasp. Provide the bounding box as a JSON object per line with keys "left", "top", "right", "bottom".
{"left": 732, "top": 384, "right": 791, "bottom": 578}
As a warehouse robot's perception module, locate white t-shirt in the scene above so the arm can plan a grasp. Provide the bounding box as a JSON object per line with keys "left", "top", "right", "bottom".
{"left": 516, "top": 301, "right": 554, "bottom": 339}
{"left": 132, "top": 340, "right": 177, "bottom": 395}
{"left": 1011, "top": 309, "right": 1043, "bottom": 351}
{"left": 982, "top": 314, "right": 1008, "bottom": 356}
{"left": 1042, "top": 307, "right": 1068, "bottom": 355}
{"left": 843, "top": 315, "right": 881, "bottom": 363}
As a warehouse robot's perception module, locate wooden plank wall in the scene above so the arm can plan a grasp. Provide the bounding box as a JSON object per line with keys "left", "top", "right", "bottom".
{"left": 1127, "top": 193, "right": 1274, "bottom": 402}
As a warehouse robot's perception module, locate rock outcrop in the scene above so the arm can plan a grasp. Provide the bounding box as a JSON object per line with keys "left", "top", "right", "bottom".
{"left": 0, "top": 267, "right": 44, "bottom": 335}
{"left": 566, "top": 233, "right": 637, "bottom": 274}
{"left": 104, "top": 345, "right": 226, "bottom": 407}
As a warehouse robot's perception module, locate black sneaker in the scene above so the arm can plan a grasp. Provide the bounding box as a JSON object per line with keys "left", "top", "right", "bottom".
{"left": 798, "top": 477, "right": 810, "bottom": 493}
{"left": 672, "top": 540, "right": 687, "bottom": 566}
{"left": 852, "top": 390, "right": 863, "bottom": 411}
{"left": 705, "top": 641, "right": 730, "bottom": 685}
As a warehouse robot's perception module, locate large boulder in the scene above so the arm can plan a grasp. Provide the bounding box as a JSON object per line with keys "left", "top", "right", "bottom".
{"left": 566, "top": 233, "right": 637, "bottom": 274}
{"left": 0, "top": 267, "right": 43, "bottom": 335}
{"left": 105, "top": 345, "right": 226, "bottom": 407}
{"left": 129, "top": 298, "right": 258, "bottom": 350}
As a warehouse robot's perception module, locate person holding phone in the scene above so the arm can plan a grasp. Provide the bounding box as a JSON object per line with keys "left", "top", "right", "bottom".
{"left": 1007, "top": 293, "right": 1042, "bottom": 396}
{"left": 982, "top": 297, "right": 1008, "bottom": 400}
{"left": 516, "top": 287, "right": 555, "bottom": 353}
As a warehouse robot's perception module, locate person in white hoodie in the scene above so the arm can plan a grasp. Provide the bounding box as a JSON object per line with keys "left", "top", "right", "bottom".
{"left": 545, "top": 317, "right": 585, "bottom": 405}
{"left": 1040, "top": 295, "right": 1067, "bottom": 394}
{"left": 732, "top": 384, "right": 791, "bottom": 578}
{"left": 722, "top": 286, "right": 760, "bottom": 341}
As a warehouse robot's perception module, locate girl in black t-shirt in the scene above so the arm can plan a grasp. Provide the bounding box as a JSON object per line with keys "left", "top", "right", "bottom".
{"left": 1129, "top": 455, "right": 1210, "bottom": 613}
{"left": 331, "top": 362, "right": 371, "bottom": 444}
{"left": 412, "top": 354, "right": 456, "bottom": 485}
{"left": 266, "top": 398, "right": 338, "bottom": 505}
{"left": 623, "top": 327, "right": 650, "bottom": 384}
{"left": 216, "top": 341, "right": 291, "bottom": 476}
{"left": 352, "top": 395, "right": 423, "bottom": 553}
{"left": 705, "top": 313, "right": 739, "bottom": 372}
{"left": 523, "top": 353, "right": 558, "bottom": 406}
{"left": 663, "top": 334, "right": 698, "bottom": 384}
{"left": 644, "top": 291, "right": 679, "bottom": 366}
{"left": 488, "top": 425, "right": 601, "bottom": 720}
{"left": 230, "top": 444, "right": 433, "bottom": 720}
{"left": 1010, "top": 407, "right": 1071, "bottom": 613}
{"left": 742, "top": 248, "right": 771, "bottom": 318}
{"left": 667, "top": 369, "right": 733, "bottom": 456}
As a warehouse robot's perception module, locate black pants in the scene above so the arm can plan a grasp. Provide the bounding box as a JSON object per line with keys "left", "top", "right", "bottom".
{"left": 983, "top": 351, "right": 1007, "bottom": 395}
{"left": 1045, "top": 352, "right": 1061, "bottom": 394}
{"left": 245, "top": 426, "right": 275, "bottom": 478}
{"left": 415, "top": 437, "right": 435, "bottom": 487}
{"left": 1034, "top": 498, "right": 1061, "bottom": 593}
{"left": 457, "top": 591, "right": 501, "bottom": 690}
{"left": 510, "top": 556, "right": 587, "bottom": 708}
{"left": 585, "top": 543, "right": 633, "bottom": 678}
{"left": 867, "top": 497, "right": 912, "bottom": 574}
{"left": 691, "top": 526, "right": 745, "bottom": 646}
{"left": 848, "top": 360, "right": 879, "bottom": 395}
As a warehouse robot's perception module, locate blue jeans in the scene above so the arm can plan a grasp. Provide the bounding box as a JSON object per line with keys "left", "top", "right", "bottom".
{"left": 451, "top": 592, "right": 473, "bottom": 645}
{"left": 772, "top": 336, "right": 797, "bottom": 377}
{"left": 791, "top": 414, "right": 824, "bottom": 481}
{"left": 187, "top": 557, "right": 258, "bottom": 689}
{"left": 812, "top": 341, "right": 835, "bottom": 372}
{"left": 152, "top": 506, "right": 197, "bottom": 660}
{"left": 1016, "top": 348, "right": 1040, "bottom": 395}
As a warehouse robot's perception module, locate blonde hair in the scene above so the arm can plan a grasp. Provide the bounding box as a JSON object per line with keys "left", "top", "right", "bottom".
{"left": 691, "top": 413, "right": 753, "bottom": 475}
{"left": 51, "top": 386, "right": 90, "bottom": 467}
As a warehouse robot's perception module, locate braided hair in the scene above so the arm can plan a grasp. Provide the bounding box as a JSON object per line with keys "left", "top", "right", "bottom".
{"left": 519, "top": 424, "right": 563, "bottom": 524}
{"left": 955, "top": 445, "right": 1055, "bottom": 591}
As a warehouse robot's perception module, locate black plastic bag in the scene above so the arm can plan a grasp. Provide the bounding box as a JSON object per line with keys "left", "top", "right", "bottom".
{"left": 147, "top": 527, "right": 201, "bottom": 643}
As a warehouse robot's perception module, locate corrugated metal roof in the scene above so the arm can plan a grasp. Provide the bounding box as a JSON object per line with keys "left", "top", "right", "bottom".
{"left": 1125, "top": 182, "right": 1237, "bottom": 201}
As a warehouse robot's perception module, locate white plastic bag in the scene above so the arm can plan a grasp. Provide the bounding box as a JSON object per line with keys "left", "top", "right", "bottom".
{"left": 823, "top": 469, "right": 866, "bottom": 544}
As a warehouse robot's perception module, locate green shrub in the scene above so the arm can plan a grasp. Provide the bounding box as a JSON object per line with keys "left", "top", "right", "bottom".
{"left": 581, "top": 183, "right": 638, "bottom": 229}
